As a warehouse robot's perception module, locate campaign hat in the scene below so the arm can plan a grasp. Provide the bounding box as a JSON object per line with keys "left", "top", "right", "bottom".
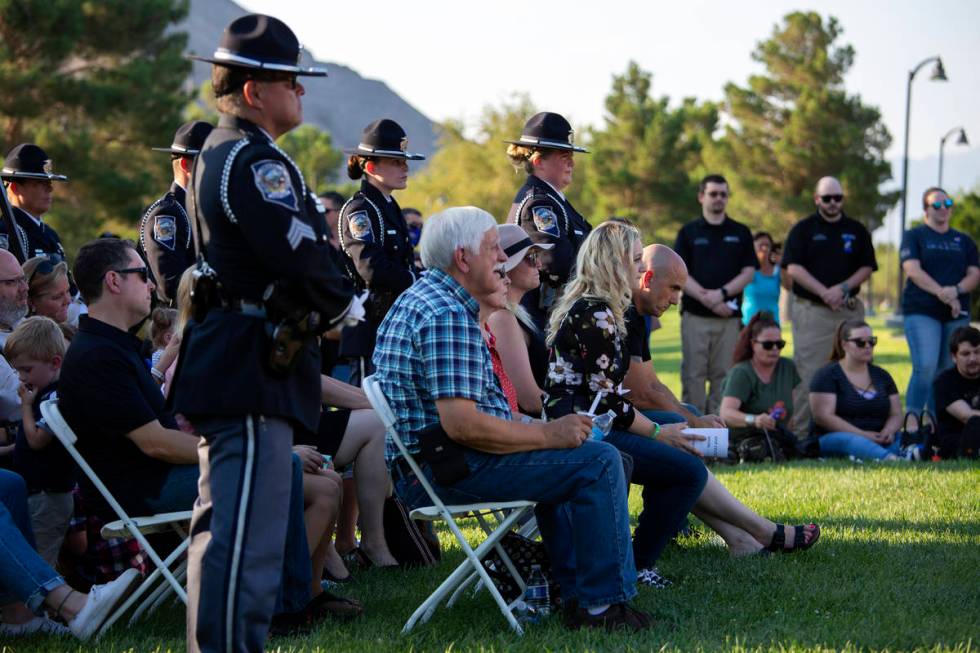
{"left": 188, "top": 14, "right": 326, "bottom": 76}
{"left": 1, "top": 144, "right": 69, "bottom": 182}
{"left": 345, "top": 119, "right": 425, "bottom": 160}
{"left": 503, "top": 112, "right": 588, "bottom": 153}
{"left": 497, "top": 223, "right": 554, "bottom": 272}
{"left": 152, "top": 121, "right": 214, "bottom": 156}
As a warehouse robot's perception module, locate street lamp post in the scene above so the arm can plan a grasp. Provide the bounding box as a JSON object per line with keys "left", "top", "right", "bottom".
{"left": 896, "top": 56, "right": 947, "bottom": 313}
{"left": 938, "top": 127, "right": 969, "bottom": 187}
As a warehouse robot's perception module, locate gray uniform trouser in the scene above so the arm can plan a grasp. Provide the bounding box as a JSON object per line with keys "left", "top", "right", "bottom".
{"left": 186, "top": 415, "right": 293, "bottom": 653}
{"left": 680, "top": 313, "right": 742, "bottom": 415}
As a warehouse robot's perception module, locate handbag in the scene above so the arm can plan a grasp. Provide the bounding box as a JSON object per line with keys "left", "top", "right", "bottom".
{"left": 481, "top": 531, "right": 560, "bottom": 605}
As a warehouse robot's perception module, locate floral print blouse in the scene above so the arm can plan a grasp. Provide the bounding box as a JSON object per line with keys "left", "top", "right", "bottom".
{"left": 543, "top": 298, "right": 636, "bottom": 431}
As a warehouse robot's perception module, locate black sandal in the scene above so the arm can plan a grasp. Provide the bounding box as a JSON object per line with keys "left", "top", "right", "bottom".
{"left": 766, "top": 523, "right": 820, "bottom": 553}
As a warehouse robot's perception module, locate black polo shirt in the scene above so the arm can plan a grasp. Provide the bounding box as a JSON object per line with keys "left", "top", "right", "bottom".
{"left": 60, "top": 315, "right": 177, "bottom": 518}
{"left": 933, "top": 366, "right": 980, "bottom": 437}
{"left": 624, "top": 305, "right": 651, "bottom": 362}
{"left": 674, "top": 215, "right": 757, "bottom": 317}
{"left": 782, "top": 212, "right": 877, "bottom": 303}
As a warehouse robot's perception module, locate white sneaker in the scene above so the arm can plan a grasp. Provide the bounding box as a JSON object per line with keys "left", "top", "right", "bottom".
{"left": 68, "top": 568, "right": 140, "bottom": 640}
{"left": 0, "top": 615, "right": 71, "bottom": 636}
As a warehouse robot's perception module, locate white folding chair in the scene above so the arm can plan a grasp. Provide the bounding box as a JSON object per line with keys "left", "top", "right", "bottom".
{"left": 40, "top": 399, "right": 190, "bottom": 637}
{"left": 362, "top": 375, "right": 536, "bottom": 635}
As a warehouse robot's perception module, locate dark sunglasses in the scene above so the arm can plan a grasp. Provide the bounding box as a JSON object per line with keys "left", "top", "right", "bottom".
{"left": 754, "top": 339, "right": 786, "bottom": 351}
{"left": 112, "top": 266, "right": 149, "bottom": 283}
{"left": 706, "top": 191, "right": 729, "bottom": 198}
{"left": 846, "top": 336, "right": 877, "bottom": 348}
{"left": 522, "top": 251, "right": 540, "bottom": 266}
{"left": 820, "top": 194, "right": 844, "bottom": 203}
{"left": 28, "top": 259, "right": 57, "bottom": 286}
{"left": 929, "top": 198, "right": 954, "bottom": 210}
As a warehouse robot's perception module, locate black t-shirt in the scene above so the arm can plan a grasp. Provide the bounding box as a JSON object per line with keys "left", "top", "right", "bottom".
{"left": 674, "top": 216, "right": 758, "bottom": 317}
{"left": 60, "top": 315, "right": 178, "bottom": 518}
{"left": 900, "top": 225, "right": 979, "bottom": 321}
{"left": 624, "top": 305, "right": 651, "bottom": 362}
{"left": 13, "top": 383, "right": 74, "bottom": 494}
{"left": 933, "top": 367, "right": 980, "bottom": 436}
{"left": 782, "top": 212, "right": 877, "bottom": 303}
{"left": 809, "top": 361, "right": 898, "bottom": 436}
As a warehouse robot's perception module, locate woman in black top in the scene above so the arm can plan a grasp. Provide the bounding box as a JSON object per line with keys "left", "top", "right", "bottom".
{"left": 338, "top": 119, "right": 423, "bottom": 385}
{"left": 544, "top": 222, "right": 819, "bottom": 584}
{"left": 810, "top": 319, "right": 905, "bottom": 460}
{"left": 505, "top": 112, "right": 592, "bottom": 331}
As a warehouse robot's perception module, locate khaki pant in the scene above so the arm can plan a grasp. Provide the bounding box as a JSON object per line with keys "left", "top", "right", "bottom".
{"left": 27, "top": 491, "right": 73, "bottom": 568}
{"left": 681, "top": 313, "right": 741, "bottom": 415}
{"left": 790, "top": 297, "right": 865, "bottom": 435}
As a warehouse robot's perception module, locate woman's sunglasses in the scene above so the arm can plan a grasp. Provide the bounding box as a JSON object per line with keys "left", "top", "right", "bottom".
{"left": 28, "top": 259, "right": 57, "bottom": 287}
{"left": 846, "top": 337, "right": 877, "bottom": 348}
{"left": 929, "top": 198, "right": 954, "bottom": 210}
{"left": 754, "top": 339, "right": 786, "bottom": 351}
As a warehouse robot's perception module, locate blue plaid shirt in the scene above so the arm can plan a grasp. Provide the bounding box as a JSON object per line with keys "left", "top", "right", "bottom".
{"left": 373, "top": 268, "right": 511, "bottom": 463}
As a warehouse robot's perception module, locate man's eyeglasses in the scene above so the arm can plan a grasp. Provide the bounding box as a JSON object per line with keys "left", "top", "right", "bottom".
{"left": 929, "top": 198, "right": 954, "bottom": 210}
{"left": 0, "top": 275, "right": 27, "bottom": 288}
{"left": 846, "top": 336, "right": 877, "bottom": 348}
{"left": 754, "top": 339, "right": 786, "bottom": 351}
{"left": 706, "top": 191, "right": 728, "bottom": 199}
{"left": 820, "top": 194, "right": 844, "bottom": 203}
{"left": 112, "top": 266, "right": 149, "bottom": 283}
{"left": 260, "top": 73, "right": 299, "bottom": 90}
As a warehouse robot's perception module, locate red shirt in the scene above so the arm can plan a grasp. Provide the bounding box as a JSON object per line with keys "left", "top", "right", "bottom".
{"left": 484, "top": 323, "right": 519, "bottom": 413}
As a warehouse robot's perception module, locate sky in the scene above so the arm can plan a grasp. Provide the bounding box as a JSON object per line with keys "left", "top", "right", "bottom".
{"left": 239, "top": 0, "right": 979, "bottom": 241}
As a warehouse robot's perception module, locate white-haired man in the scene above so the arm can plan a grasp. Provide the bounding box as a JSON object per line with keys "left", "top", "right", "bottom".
{"left": 373, "top": 206, "right": 652, "bottom": 632}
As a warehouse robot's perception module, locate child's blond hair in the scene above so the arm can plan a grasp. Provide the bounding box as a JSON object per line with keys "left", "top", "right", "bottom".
{"left": 3, "top": 316, "right": 67, "bottom": 363}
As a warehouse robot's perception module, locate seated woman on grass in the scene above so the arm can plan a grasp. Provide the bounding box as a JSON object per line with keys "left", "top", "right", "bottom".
{"left": 720, "top": 311, "right": 800, "bottom": 446}
{"left": 543, "top": 222, "right": 820, "bottom": 587}
{"left": 809, "top": 319, "right": 905, "bottom": 461}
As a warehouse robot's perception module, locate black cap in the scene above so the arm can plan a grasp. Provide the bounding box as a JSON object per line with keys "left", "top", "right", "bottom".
{"left": 345, "top": 119, "right": 425, "bottom": 160}
{"left": 188, "top": 14, "right": 326, "bottom": 77}
{"left": 152, "top": 121, "right": 214, "bottom": 156}
{"left": 1, "top": 144, "right": 69, "bottom": 182}
{"left": 504, "top": 112, "right": 588, "bottom": 153}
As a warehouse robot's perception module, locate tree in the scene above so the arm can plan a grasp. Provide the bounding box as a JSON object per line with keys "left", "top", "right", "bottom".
{"left": 952, "top": 189, "right": 980, "bottom": 319}
{"left": 0, "top": 0, "right": 191, "bottom": 254}
{"left": 278, "top": 125, "right": 343, "bottom": 193}
{"left": 709, "top": 12, "right": 895, "bottom": 237}
{"left": 586, "top": 62, "right": 717, "bottom": 241}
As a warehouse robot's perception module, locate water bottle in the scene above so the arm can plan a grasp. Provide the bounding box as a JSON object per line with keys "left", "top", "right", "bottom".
{"left": 591, "top": 412, "right": 614, "bottom": 442}
{"left": 523, "top": 564, "right": 550, "bottom": 619}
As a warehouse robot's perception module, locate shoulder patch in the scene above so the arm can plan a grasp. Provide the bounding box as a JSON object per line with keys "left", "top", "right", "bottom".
{"left": 251, "top": 159, "right": 298, "bottom": 211}
{"left": 532, "top": 205, "right": 560, "bottom": 238}
{"left": 152, "top": 215, "right": 177, "bottom": 251}
{"left": 286, "top": 216, "right": 316, "bottom": 250}
{"left": 348, "top": 210, "right": 374, "bottom": 243}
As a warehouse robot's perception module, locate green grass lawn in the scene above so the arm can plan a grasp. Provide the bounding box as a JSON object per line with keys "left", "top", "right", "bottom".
{"left": 10, "top": 311, "right": 977, "bottom": 653}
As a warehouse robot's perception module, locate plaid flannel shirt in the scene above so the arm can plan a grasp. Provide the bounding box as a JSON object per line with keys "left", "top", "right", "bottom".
{"left": 373, "top": 268, "right": 511, "bottom": 463}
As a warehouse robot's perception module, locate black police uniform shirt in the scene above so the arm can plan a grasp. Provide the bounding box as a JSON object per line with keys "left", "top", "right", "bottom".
{"left": 900, "top": 225, "right": 978, "bottom": 322}
{"left": 0, "top": 206, "right": 68, "bottom": 264}
{"left": 138, "top": 182, "right": 196, "bottom": 305}
{"left": 13, "top": 382, "right": 74, "bottom": 495}
{"left": 337, "top": 178, "right": 416, "bottom": 359}
{"left": 513, "top": 174, "right": 591, "bottom": 331}
{"left": 59, "top": 315, "right": 179, "bottom": 519}
{"left": 933, "top": 366, "right": 980, "bottom": 437}
{"left": 170, "top": 115, "right": 354, "bottom": 434}
{"left": 781, "top": 212, "right": 877, "bottom": 304}
{"left": 674, "top": 215, "right": 758, "bottom": 318}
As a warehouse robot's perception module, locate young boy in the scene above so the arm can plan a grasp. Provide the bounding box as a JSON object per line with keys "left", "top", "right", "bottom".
{"left": 4, "top": 316, "right": 73, "bottom": 567}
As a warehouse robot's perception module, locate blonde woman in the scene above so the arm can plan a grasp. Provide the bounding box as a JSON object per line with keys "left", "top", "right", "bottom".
{"left": 545, "top": 222, "right": 820, "bottom": 585}
{"left": 22, "top": 257, "right": 71, "bottom": 324}
{"left": 505, "top": 112, "right": 591, "bottom": 331}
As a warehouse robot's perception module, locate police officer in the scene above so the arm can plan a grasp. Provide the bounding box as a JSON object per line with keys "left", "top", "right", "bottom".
{"left": 139, "top": 120, "right": 213, "bottom": 305}
{"left": 1, "top": 143, "right": 69, "bottom": 264}
{"left": 173, "top": 14, "right": 361, "bottom": 652}
{"left": 338, "top": 118, "right": 422, "bottom": 385}
{"left": 504, "top": 112, "right": 591, "bottom": 331}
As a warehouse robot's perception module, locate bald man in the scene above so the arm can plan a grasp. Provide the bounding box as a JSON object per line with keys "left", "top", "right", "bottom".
{"left": 782, "top": 176, "right": 877, "bottom": 434}
{"left": 0, "top": 249, "right": 28, "bottom": 428}
{"left": 622, "top": 244, "right": 727, "bottom": 429}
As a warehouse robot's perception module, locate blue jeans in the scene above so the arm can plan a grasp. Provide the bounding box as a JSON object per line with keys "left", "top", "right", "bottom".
{"left": 143, "top": 463, "right": 200, "bottom": 514}
{"left": 903, "top": 313, "right": 969, "bottom": 413}
{"left": 0, "top": 470, "right": 63, "bottom": 612}
{"left": 642, "top": 404, "right": 702, "bottom": 426}
{"left": 819, "top": 432, "right": 903, "bottom": 460}
{"left": 603, "top": 431, "right": 707, "bottom": 569}
{"left": 275, "top": 454, "right": 313, "bottom": 614}
{"left": 395, "top": 440, "right": 636, "bottom": 609}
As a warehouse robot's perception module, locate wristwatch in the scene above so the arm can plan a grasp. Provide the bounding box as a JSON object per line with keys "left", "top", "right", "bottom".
{"left": 720, "top": 286, "right": 730, "bottom": 301}
{"left": 745, "top": 414, "right": 755, "bottom": 426}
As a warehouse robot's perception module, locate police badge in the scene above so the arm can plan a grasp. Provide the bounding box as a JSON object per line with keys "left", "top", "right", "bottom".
{"left": 153, "top": 215, "right": 177, "bottom": 251}
{"left": 251, "top": 160, "right": 299, "bottom": 211}
{"left": 532, "top": 206, "right": 560, "bottom": 238}
{"left": 348, "top": 211, "right": 374, "bottom": 243}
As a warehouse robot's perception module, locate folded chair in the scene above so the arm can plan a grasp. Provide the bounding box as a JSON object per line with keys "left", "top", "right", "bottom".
{"left": 40, "top": 399, "right": 191, "bottom": 638}
{"left": 362, "top": 375, "right": 536, "bottom": 635}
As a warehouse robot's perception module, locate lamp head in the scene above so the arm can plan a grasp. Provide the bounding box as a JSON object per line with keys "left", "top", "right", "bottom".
{"left": 930, "top": 58, "right": 948, "bottom": 81}
{"left": 956, "top": 129, "right": 969, "bottom": 146}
